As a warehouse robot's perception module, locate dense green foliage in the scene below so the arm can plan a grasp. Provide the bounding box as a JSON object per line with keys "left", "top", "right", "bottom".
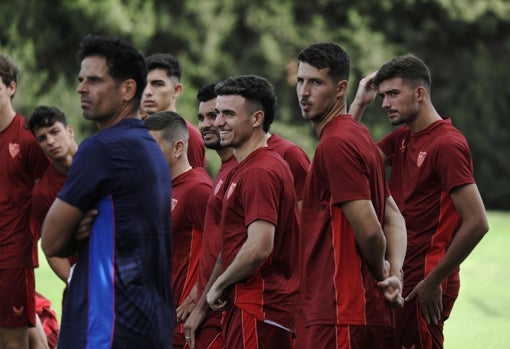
{"left": 1, "top": 0, "right": 509, "bottom": 208}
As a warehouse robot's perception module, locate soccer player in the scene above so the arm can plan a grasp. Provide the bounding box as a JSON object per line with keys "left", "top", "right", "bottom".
{"left": 41, "top": 34, "right": 174, "bottom": 348}
{"left": 144, "top": 111, "right": 212, "bottom": 349}
{"left": 141, "top": 53, "right": 206, "bottom": 168}
{"left": 0, "top": 53, "right": 49, "bottom": 349}
{"left": 349, "top": 55, "right": 489, "bottom": 349}
{"left": 206, "top": 75, "right": 300, "bottom": 349}
{"left": 183, "top": 82, "right": 235, "bottom": 349}
{"left": 296, "top": 42, "right": 407, "bottom": 348}
{"left": 28, "top": 106, "right": 78, "bottom": 288}
{"left": 27, "top": 106, "right": 79, "bottom": 349}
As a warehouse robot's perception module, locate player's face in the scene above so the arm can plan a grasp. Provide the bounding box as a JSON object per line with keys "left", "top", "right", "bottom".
{"left": 142, "top": 69, "right": 181, "bottom": 115}
{"left": 198, "top": 98, "right": 222, "bottom": 150}
{"left": 378, "top": 77, "right": 419, "bottom": 126}
{"left": 34, "top": 121, "right": 74, "bottom": 161}
{"left": 214, "top": 95, "right": 254, "bottom": 149}
{"left": 77, "top": 55, "right": 124, "bottom": 126}
{"left": 296, "top": 62, "right": 340, "bottom": 123}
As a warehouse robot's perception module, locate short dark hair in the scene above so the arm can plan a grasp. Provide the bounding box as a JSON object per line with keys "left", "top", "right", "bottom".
{"left": 144, "top": 111, "right": 189, "bottom": 144}
{"left": 145, "top": 53, "right": 182, "bottom": 80}
{"left": 373, "top": 54, "right": 431, "bottom": 91}
{"left": 196, "top": 82, "right": 219, "bottom": 103}
{"left": 0, "top": 54, "right": 19, "bottom": 98}
{"left": 215, "top": 75, "right": 277, "bottom": 133}
{"left": 77, "top": 34, "right": 147, "bottom": 103}
{"left": 27, "top": 106, "right": 68, "bottom": 134}
{"left": 297, "top": 42, "right": 351, "bottom": 82}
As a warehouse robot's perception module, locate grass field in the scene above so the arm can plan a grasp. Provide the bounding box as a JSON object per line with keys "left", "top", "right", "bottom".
{"left": 35, "top": 211, "right": 510, "bottom": 347}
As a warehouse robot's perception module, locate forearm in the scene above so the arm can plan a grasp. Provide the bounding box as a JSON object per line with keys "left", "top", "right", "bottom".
{"left": 213, "top": 244, "right": 267, "bottom": 292}
{"left": 196, "top": 256, "right": 224, "bottom": 311}
{"left": 46, "top": 256, "right": 71, "bottom": 283}
{"left": 359, "top": 232, "right": 387, "bottom": 281}
{"left": 383, "top": 196, "right": 407, "bottom": 278}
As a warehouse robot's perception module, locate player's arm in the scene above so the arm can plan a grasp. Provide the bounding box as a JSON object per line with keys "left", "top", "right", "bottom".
{"left": 46, "top": 256, "right": 72, "bottom": 284}
{"left": 41, "top": 198, "right": 84, "bottom": 257}
{"left": 340, "top": 199, "right": 386, "bottom": 281}
{"left": 378, "top": 195, "right": 406, "bottom": 306}
{"left": 184, "top": 253, "right": 224, "bottom": 348}
{"left": 406, "top": 183, "right": 489, "bottom": 323}
{"left": 207, "top": 220, "right": 274, "bottom": 309}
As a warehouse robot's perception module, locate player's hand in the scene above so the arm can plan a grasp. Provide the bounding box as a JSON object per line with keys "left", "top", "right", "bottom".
{"left": 176, "top": 295, "right": 196, "bottom": 323}
{"left": 183, "top": 304, "right": 208, "bottom": 349}
{"left": 206, "top": 283, "right": 227, "bottom": 311}
{"left": 406, "top": 279, "right": 443, "bottom": 325}
{"left": 75, "top": 209, "right": 97, "bottom": 242}
{"left": 378, "top": 275, "right": 404, "bottom": 307}
{"left": 353, "top": 71, "right": 378, "bottom": 107}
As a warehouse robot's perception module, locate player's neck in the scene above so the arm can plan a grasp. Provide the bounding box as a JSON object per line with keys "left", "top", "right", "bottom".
{"left": 0, "top": 106, "right": 16, "bottom": 132}
{"left": 96, "top": 103, "right": 139, "bottom": 130}
{"left": 234, "top": 130, "right": 267, "bottom": 163}
{"left": 217, "top": 147, "right": 234, "bottom": 162}
{"left": 313, "top": 99, "right": 346, "bottom": 136}
{"left": 408, "top": 105, "right": 442, "bottom": 134}
{"left": 171, "top": 159, "right": 192, "bottom": 180}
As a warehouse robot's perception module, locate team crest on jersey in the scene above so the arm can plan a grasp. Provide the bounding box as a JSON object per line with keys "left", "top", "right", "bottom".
{"left": 226, "top": 182, "right": 237, "bottom": 199}
{"left": 9, "top": 143, "right": 20, "bottom": 158}
{"left": 417, "top": 151, "right": 427, "bottom": 167}
{"left": 214, "top": 179, "right": 224, "bottom": 195}
{"left": 171, "top": 198, "right": 178, "bottom": 212}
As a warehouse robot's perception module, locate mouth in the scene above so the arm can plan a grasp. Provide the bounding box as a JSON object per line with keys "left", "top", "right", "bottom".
{"left": 143, "top": 100, "right": 155, "bottom": 107}
{"left": 300, "top": 101, "right": 311, "bottom": 112}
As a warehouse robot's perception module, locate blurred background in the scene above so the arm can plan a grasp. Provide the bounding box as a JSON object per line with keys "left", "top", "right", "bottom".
{"left": 2, "top": 0, "right": 509, "bottom": 209}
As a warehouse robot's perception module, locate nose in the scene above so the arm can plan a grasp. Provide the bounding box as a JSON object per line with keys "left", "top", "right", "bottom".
{"left": 214, "top": 112, "right": 225, "bottom": 128}
{"left": 381, "top": 95, "right": 390, "bottom": 109}
{"left": 297, "top": 81, "right": 310, "bottom": 98}
{"left": 77, "top": 80, "right": 85, "bottom": 94}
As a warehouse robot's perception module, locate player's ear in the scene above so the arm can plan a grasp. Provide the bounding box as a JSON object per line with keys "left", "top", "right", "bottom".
{"left": 121, "top": 79, "right": 136, "bottom": 101}
{"left": 252, "top": 110, "right": 264, "bottom": 128}
{"left": 173, "top": 139, "right": 185, "bottom": 158}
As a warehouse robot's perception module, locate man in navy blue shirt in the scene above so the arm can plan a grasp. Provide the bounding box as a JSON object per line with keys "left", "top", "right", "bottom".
{"left": 41, "top": 34, "right": 174, "bottom": 349}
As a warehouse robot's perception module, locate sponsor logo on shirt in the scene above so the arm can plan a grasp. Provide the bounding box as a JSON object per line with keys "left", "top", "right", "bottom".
{"left": 400, "top": 139, "right": 407, "bottom": 152}
{"left": 417, "top": 151, "right": 427, "bottom": 167}
{"left": 226, "top": 182, "right": 237, "bottom": 199}
{"left": 171, "top": 198, "right": 178, "bottom": 212}
{"left": 9, "top": 143, "right": 20, "bottom": 158}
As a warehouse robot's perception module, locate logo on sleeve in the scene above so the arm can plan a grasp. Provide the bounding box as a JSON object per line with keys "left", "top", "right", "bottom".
{"left": 9, "top": 143, "right": 20, "bottom": 158}
{"left": 214, "top": 179, "right": 224, "bottom": 196}
{"left": 417, "top": 151, "right": 427, "bottom": 167}
{"left": 171, "top": 198, "right": 178, "bottom": 212}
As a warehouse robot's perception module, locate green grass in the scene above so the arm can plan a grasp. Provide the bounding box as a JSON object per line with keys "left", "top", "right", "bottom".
{"left": 35, "top": 211, "right": 509, "bottom": 347}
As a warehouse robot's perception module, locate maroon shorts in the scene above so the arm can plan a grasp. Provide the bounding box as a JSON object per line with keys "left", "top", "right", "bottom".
{"left": 394, "top": 294, "right": 457, "bottom": 349}
{"left": 300, "top": 324, "right": 391, "bottom": 349}
{"left": 224, "top": 306, "right": 293, "bottom": 349}
{"left": 0, "top": 268, "right": 36, "bottom": 327}
{"left": 195, "top": 310, "right": 225, "bottom": 349}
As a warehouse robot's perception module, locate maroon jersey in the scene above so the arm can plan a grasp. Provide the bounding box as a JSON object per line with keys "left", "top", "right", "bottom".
{"left": 186, "top": 120, "right": 206, "bottom": 168}
{"left": 171, "top": 167, "right": 212, "bottom": 307}
{"left": 0, "top": 114, "right": 49, "bottom": 268}
{"left": 30, "top": 165, "right": 67, "bottom": 266}
{"left": 197, "top": 155, "right": 237, "bottom": 296}
{"left": 268, "top": 134, "right": 310, "bottom": 201}
{"left": 378, "top": 119, "right": 474, "bottom": 297}
{"left": 300, "top": 115, "right": 391, "bottom": 327}
{"left": 220, "top": 147, "right": 300, "bottom": 331}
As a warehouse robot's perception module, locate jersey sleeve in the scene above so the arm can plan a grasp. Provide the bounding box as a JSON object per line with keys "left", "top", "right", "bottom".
{"left": 58, "top": 137, "right": 111, "bottom": 211}
{"left": 240, "top": 166, "right": 281, "bottom": 228}
{"left": 317, "top": 137, "right": 371, "bottom": 205}
{"left": 434, "top": 136, "right": 475, "bottom": 192}
{"left": 281, "top": 145, "right": 310, "bottom": 201}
